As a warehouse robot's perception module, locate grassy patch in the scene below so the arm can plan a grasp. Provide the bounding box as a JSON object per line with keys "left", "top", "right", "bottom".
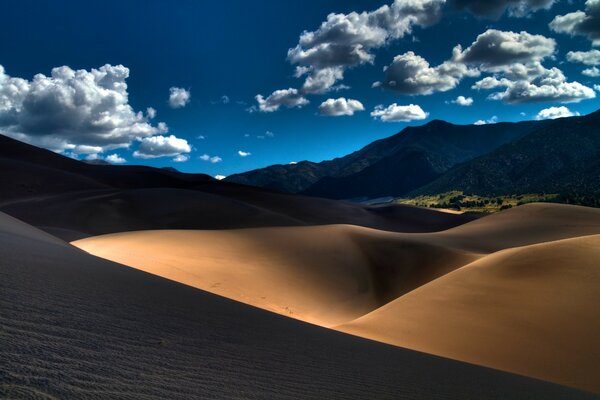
{"left": 395, "top": 191, "right": 559, "bottom": 213}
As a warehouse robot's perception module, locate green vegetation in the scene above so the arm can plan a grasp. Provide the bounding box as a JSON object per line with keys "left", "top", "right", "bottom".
{"left": 396, "top": 191, "right": 559, "bottom": 213}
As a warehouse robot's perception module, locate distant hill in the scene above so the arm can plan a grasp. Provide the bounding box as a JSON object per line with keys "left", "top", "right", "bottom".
{"left": 226, "top": 119, "right": 546, "bottom": 199}
{"left": 414, "top": 109, "right": 600, "bottom": 205}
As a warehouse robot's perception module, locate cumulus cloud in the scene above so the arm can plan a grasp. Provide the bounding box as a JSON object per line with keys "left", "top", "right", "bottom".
{"left": 457, "top": 29, "right": 556, "bottom": 68}
{"left": 300, "top": 67, "right": 347, "bottom": 94}
{"left": 459, "top": 30, "right": 595, "bottom": 103}
{"left": 0, "top": 64, "right": 169, "bottom": 154}
{"left": 318, "top": 97, "right": 364, "bottom": 116}
{"left": 238, "top": 150, "right": 251, "bottom": 157}
{"left": 451, "top": 95, "right": 474, "bottom": 106}
{"left": 583, "top": 67, "right": 600, "bottom": 77}
{"left": 377, "top": 50, "right": 479, "bottom": 95}
{"left": 377, "top": 29, "right": 594, "bottom": 103}
{"left": 287, "top": 0, "right": 445, "bottom": 91}
{"left": 254, "top": 88, "right": 309, "bottom": 112}
{"left": 214, "top": 175, "right": 227, "bottom": 180}
{"left": 173, "top": 154, "right": 190, "bottom": 162}
{"left": 535, "top": 106, "right": 580, "bottom": 120}
{"left": 474, "top": 64, "right": 596, "bottom": 103}
{"left": 474, "top": 115, "right": 499, "bottom": 125}
{"left": 254, "top": 0, "right": 446, "bottom": 109}
{"left": 448, "top": 0, "right": 555, "bottom": 19}
{"left": 146, "top": 107, "right": 157, "bottom": 119}
{"left": 567, "top": 49, "right": 600, "bottom": 66}
{"left": 370, "top": 103, "right": 428, "bottom": 122}
{"left": 169, "top": 87, "right": 191, "bottom": 108}
{"left": 105, "top": 154, "right": 127, "bottom": 164}
{"left": 133, "top": 135, "right": 191, "bottom": 159}
{"left": 550, "top": 0, "right": 600, "bottom": 46}
{"left": 199, "top": 154, "right": 222, "bottom": 163}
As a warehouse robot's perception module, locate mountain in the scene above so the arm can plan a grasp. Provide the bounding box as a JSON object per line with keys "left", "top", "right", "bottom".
{"left": 226, "top": 119, "right": 546, "bottom": 199}
{"left": 0, "top": 134, "right": 479, "bottom": 240}
{"left": 414, "top": 110, "right": 600, "bottom": 202}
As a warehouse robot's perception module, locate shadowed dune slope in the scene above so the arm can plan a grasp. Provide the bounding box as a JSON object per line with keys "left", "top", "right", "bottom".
{"left": 73, "top": 225, "right": 477, "bottom": 327}
{"left": 73, "top": 203, "right": 600, "bottom": 327}
{"left": 337, "top": 234, "right": 600, "bottom": 393}
{"left": 2, "top": 187, "right": 480, "bottom": 241}
{"left": 2, "top": 212, "right": 592, "bottom": 399}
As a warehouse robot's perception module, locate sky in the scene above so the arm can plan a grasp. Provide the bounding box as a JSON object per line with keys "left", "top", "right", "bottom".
{"left": 0, "top": 0, "right": 599, "bottom": 177}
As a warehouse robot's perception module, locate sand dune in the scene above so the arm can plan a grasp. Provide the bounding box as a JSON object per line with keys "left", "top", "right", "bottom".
{"left": 1, "top": 187, "right": 480, "bottom": 241}
{"left": 437, "top": 202, "right": 600, "bottom": 252}
{"left": 73, "top": 203, "right": 600, "bottom": 392}
{"left": 338, "top": 234, "right": 600, "bottom": 392}
{"left": 3, "top": 211, "right": 587, "bottom": 399}
{"left": 73, "top": 225, "right": 477, "bottom": 326}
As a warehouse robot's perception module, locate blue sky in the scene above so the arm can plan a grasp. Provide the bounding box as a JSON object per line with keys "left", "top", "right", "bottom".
{"left": 0, "top": 0, "right": 599, "bottom": 177}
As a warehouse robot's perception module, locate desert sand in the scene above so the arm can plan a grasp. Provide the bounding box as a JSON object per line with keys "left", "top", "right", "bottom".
{"left": 338, "top": 234, "right": 600, "bottom": 392}
{"left": 73, "top": 203, "right": 600, "bottom": 393}
{"left": 3, "top": 210, "right": 589, "bottom": 399}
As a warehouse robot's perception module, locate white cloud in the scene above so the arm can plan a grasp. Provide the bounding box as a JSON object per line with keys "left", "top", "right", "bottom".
{"left": 318, "top": 97, "right": 365, "bottom": 116}
{"left": 567, "top": 49, "right": 600, "bottom": 66}
{"left": 583, "top": 67, "right": 600, "bottom": 77}
{"left": 460, "top": 30, "right": 596, "bottom": 104}
{"left": 377, "top": 50, "right": 479, "bottom": 95}
{"left": 457, "top": 29, "right": 556, "bottom": 68}
{"left": 376, "top": 29, "right": 590, "bottom": 102}
{"left": 300, "top": 67, "right": 346, "bottom": 94}
{"left": 265, "top": 130, "right": 275, "bottom": 137}
{"left": 370, "top": 103, "right": 428, "bottom": 122}
{"left": 255, "top": 88, "right": 309, "bottom": 112}
{"left": 473, "top": 115, "right": 498, "bottom": 125}
{"left": 451, "top": 95, "right": 474, "bottom": 106}
{"left": 133, "top": 135, "right": 191, "bottom": 159}
{"left": 535, "top": 106, "right": 580, "bottom": 120}
{"left": 476, "top": 67, "right": 596, "bottom": 103}
{"left": 550, "top": 0, "right": 600, "bottom": 46}
{"left": 199, "top": 154, "right": 222, "bottom": 163}
{"left": 169, "top": 87, "right": 191, "bottom": 108}
{"left": 238, "top": 150, "right": 251, "bottom": 157}
{"left": 214, "top": 175, "right": 227, "bottom": 180}
{"left": 146, "top": 107, "right": 157, "bottom": 119}
{"left": 173, "top": 154, "right": 190, "bottom": 162}
{"left": 105, "top": 154, "right": 127, "bottom": 164}
{"left": 595, "top": 84, "right": 600, "bottom": 91}
{"left": 286, "top": 0, "right": 446, "bottom": 94}
{"left": 0, "top": 64, "right": 168, "bottom": 154}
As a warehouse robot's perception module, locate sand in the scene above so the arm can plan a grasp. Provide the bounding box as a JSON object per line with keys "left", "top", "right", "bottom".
{"left": 3, "top": 211, "right": 588, "bottom": 399}
{"left": 338, "top": 234, "right": 600, "bottom": 392}
{"left": 73, "top": 203, "right": 600, "bottom": 393}
{"left": 73, "top": 225, "right": 477, "bottom": 327}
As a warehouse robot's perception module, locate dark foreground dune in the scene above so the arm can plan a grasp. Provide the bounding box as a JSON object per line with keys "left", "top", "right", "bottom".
{"left": 0, "top": 211, "right": 594, "bottom": 399}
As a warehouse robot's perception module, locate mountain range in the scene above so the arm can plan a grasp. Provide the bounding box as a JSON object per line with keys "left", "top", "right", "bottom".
{"left": 226, "top": 110, "right": 600, "bottom": 202}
